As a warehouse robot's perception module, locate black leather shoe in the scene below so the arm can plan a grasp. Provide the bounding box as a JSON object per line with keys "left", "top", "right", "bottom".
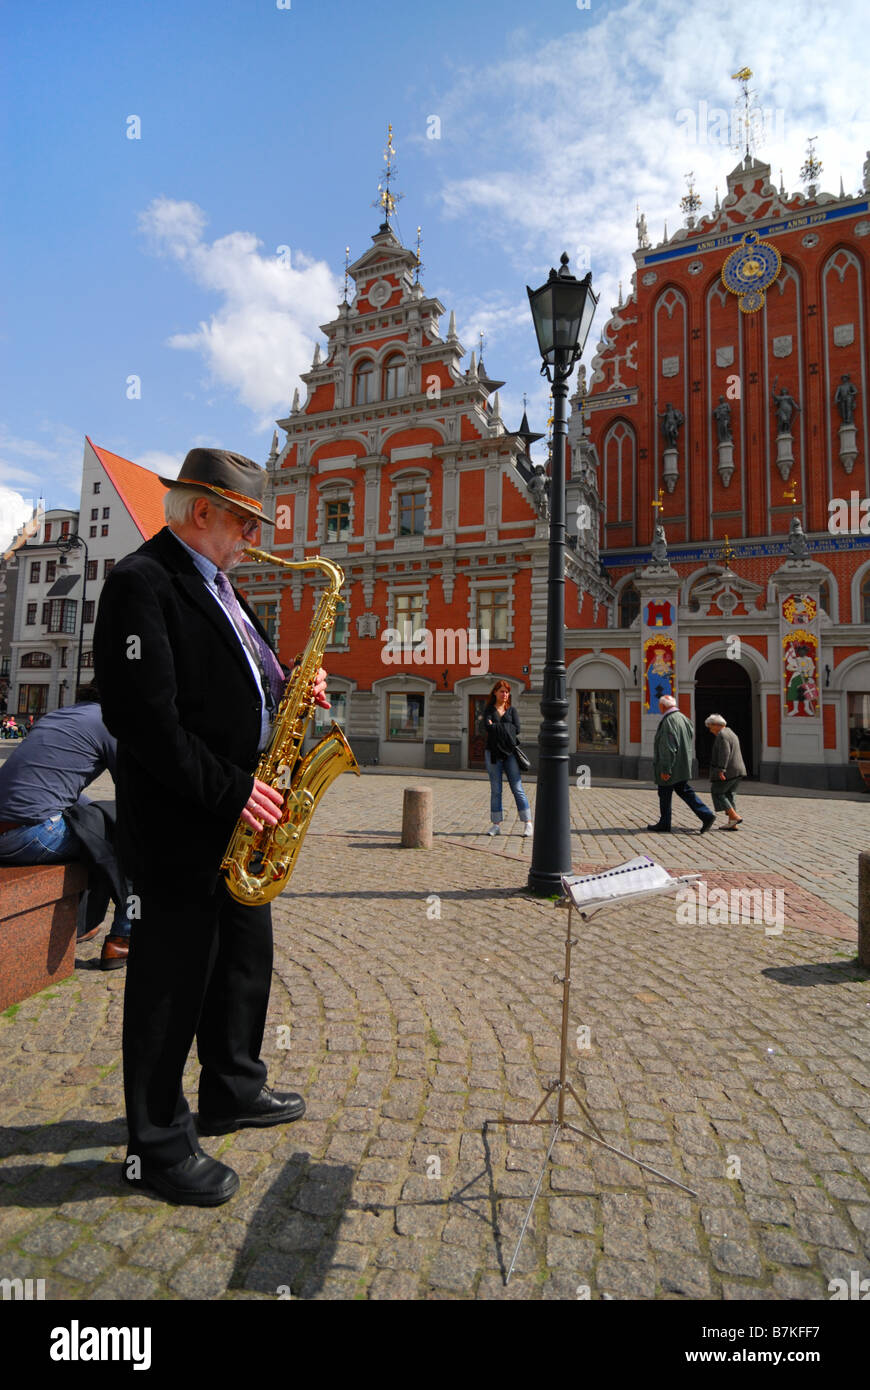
{"left": 197, "top": 1085, "right": 306, "bottom": 1136}
{"left": 121, "top": 1151, "right": 239, "bottom": 1206}
{"left": 646, "top": 824, "right": 671, "bottom": 833}
{"left": 700, "top": 815, "right": 716, "bottom": 834}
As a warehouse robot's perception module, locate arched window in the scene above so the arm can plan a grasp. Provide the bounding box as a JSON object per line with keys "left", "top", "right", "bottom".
{"left": 353, "top": 360, "right": 375, "bottom": 405}
{"left": 618, "top": 582, "right": 640, "bottom": 627}
{"left": 383, "top": 354, "right": 406, "bottom": 400}
{"left": 862, "top": 573, "right": 870, "bottom": 624}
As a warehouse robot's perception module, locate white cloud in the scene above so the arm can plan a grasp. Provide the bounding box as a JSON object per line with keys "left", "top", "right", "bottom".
{"left": 136, "top": 449, "right": 184, "bottom": 480}
{"left": 433, "top": 0, "right": 870, "bottom": 330}
{"left": 0, "top": 487, "right": 37, "bottom": 554}
{"left": 139, "top": 197, "right": 342, "bottom": 427}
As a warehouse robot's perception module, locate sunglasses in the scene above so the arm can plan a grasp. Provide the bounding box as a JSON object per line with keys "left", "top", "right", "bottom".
{"left": 212, "top": 500, "right": 261, "bottom": 538}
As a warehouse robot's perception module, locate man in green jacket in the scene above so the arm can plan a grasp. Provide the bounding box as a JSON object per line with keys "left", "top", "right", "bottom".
{"left": 647, "top": 696, "right": 715, "bottom": 834}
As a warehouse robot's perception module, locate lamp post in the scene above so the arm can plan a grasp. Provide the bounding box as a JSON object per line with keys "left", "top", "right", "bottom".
{"left": 526, "top": 253, "right": 598, "bottom": 895}
{"left": 57, "top": 533, "right": 89, "bottom": 700}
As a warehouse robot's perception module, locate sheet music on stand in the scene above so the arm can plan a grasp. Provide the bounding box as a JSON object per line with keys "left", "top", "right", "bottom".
{"left": 561, "top": 856, "right": 700, "bottom": 918}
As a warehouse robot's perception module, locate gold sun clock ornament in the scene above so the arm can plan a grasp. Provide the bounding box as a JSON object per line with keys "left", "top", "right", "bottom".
{"left": 721, "top": 231, "right": 782, "bottom": 313}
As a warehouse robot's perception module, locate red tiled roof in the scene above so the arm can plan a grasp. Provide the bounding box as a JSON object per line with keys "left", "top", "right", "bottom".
{"left": 86, "top": 438, "right": 168, "bottom": 539}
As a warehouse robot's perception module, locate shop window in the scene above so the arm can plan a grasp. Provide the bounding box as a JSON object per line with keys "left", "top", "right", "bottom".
{"left": 578, "top": 689, "right": 619, "bottom": 752}
{"left": 848, "top": 693, "right": 870, "bottom": 759}
{"left": 386, "top": 692, "right": 424, "bottom": 742}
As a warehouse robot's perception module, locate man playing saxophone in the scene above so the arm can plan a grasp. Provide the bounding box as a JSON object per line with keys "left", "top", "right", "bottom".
{"left": 94, "top": 448, "right": 328, "bottom": 1207}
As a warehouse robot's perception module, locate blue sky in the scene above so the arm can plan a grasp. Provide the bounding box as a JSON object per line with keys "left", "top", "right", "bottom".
{"left": 2, "top": 0, "right": 868, "bottom": 546}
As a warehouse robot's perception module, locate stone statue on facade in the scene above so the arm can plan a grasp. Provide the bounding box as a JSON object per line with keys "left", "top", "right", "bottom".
{"left": 658, "top": 402, "right": 684, "bottom": 448}
{"left": 713, "top": 396, "right": 733, "bottom": 443}
{"left": 528, "top": 464, "right": 550, "bottom": 520}
{"left": 651, "top": 523, "right": 669, "bottom": 564}
{"left": 864, "top": 150, "right": 870, "bottom": 193}
{"left": 636, "top": 208, "right": 650, "bottom": 249}
{"left": 786, "top": 515, "right": 809, "bottom": 560}
{"left": 772, "top": 382, "right": 801, "bottom": 435}
{"left": 835, "top": 373, "right": 858, "bottom": 425}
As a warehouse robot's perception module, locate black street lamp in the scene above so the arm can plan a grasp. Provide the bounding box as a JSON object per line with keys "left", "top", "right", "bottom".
{"left": 57, "top": 533, "right": 90, "bottom": 700}
{"left": 526, "top": 253, "right": 598, "bottom": 895}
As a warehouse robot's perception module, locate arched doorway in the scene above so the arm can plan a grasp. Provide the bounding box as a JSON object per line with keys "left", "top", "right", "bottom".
{"left": 694, "top": 659, "right": 753, "bottom": 775}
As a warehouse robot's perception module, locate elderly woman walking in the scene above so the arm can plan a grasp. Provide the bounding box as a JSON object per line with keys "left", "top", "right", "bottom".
{"left": 705, "top": 714, "right": 746, "bottom": 829}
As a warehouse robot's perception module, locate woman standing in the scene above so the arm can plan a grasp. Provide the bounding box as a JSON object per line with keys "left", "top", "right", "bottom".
{"left": 705, "top": 714, "right": 746, "bottom": 829}
{"left": 482, "top": 680, "right": 532, "bottom": 836}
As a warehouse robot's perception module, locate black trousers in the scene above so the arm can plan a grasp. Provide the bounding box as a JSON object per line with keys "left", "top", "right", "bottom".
{"left": 122, "top": 881, "right": 272, "bottom": 1166}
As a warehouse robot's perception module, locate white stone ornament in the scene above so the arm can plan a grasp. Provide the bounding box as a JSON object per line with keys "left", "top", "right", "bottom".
{"left": 802, "top": 232, "right": 820, "bottom": 248}
{"left": 687, "top": 260, "right": 704, "bottom": 275}
{"left": 368, "top": 279, "right": 391, "bottom": 308}
{"left": 662, "top": 356, "right": 680, "bottom": 378}
{"left": 715, "top": 346, "right": 734, "bottom": 368}
{"left": 772, "top": 336, "right": 793, "bottom": 358}
{"left": 642, "top": 271, "right": 658, "bottom": 285}
{"left": 833, "top": 324, "right": 855, "bottom": 347}
{"left": 853, "top": 222, "right": 870, "bottom": 237}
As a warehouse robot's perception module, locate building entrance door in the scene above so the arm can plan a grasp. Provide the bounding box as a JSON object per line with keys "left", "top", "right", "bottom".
{"left": 694, "top": 659, "right": 753, "bottom": 776}
{"left": 468, "top": 695, "right": 488, "bottom": 767}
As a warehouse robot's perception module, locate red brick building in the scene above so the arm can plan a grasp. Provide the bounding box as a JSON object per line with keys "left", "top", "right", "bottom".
{"left": 237, "top": 222, "right": 610, "bottom": 768}
{"left": 568, "top": 152, "right": 870, "bottom": 788}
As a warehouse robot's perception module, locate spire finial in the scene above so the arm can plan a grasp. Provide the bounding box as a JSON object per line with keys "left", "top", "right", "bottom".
{"left": 415, "top": 225, "right": 423, "bottom": 283}
{"left": 372, "top": 122, "right": 403, "bottom": 226}
{"left": 342, "top": 245, "right": 351, "bottom": 304}
{"left": 680, "top": 171, "right": 702, "bottom": 229}
{"left": 800, "top": 136, "right": 822, "bottom": 198}
{"left": 730, "top": 66, "right": 760, "bottom": 159}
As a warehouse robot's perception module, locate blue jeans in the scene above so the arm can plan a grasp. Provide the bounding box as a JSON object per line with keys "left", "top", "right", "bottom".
{"left": 657, "top": 781, "right": 712, "bottom": 830}
{"left": 0, "top": 815, "right": 131, "bottom": 937}
{"left": 485, "top": 750, "right": 531, "bottom": 824}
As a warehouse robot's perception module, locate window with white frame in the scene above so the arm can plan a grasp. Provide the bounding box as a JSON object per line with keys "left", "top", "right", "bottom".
{"left": 476, "top": 588, "right": 509, "bottom": 643}
{"left": 394, "top": 592, "right": 424, "bottom": 641}
{"left": 325, "top": 498, "right": 351, "bottom": 542}
{"left": 383, "top": 354, "right": 406, "bottom": 400}
{"left": 386, "top": 691, "right": 425, "bottom": 742}
{"left": 398, "top": 490, "right": 426, "bottom": 536}
{"left": 353, "top": 359, "right": 376, "bottom": 405}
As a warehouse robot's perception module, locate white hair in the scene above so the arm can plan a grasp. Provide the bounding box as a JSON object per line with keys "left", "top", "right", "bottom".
{"left": 163, "top": 485, "right": 219, "bottom": 525}
{"left": 658, "top": 695, "right": 677, "bottom": 712}
{"left": 705, "top": 714, "right": 727, "bottom": 728}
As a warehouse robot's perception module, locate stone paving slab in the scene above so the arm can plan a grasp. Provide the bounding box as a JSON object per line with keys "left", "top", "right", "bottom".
{"left": 1, "top": 774, "right": 868, "bottom": 1301}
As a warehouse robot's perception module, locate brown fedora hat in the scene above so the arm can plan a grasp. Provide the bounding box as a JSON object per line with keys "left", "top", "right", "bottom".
{"left": 159, "top": 448, "right": 274, "bottom": 524}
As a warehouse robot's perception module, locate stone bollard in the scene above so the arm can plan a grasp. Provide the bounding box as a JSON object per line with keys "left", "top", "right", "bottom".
{"left": 401, "top": 786, "right": 433, "bottom": 849}
{"left": 859, "top": 853, "right": 870, "bottom": 969}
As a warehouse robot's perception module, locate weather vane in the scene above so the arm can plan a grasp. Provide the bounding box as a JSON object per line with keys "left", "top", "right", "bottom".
{"left": 373, "top": 122, "right": 404, "bottom": 225}
{"left": 730, "top": 66, "right": 761, "bottom": 159}
{"left": 800, "top": 137, "right": 823, "bottom": 198}
{"left": 680, "top": 172, "right": 702, "bottom": 228}
{"left": 415, "top": 225, "right": 423, "bottom": 283}
{"left": 342, "top": 245, "right": 351, "bottom": 304}
{"left": 720, "top": 534, "right": 736, "bottom": 568}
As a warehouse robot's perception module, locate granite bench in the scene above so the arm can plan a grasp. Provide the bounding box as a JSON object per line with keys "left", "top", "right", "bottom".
{"left": 0, "top": 862, "right": 88, "bottom": 1011}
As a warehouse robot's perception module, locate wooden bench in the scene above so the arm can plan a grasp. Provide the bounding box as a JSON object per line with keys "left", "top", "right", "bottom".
{"left": 0, "top": 862, "right": 88, "bottom": 1011}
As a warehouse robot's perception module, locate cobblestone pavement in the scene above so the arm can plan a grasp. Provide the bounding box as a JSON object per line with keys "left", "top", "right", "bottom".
{"left": 1, "top": 772, "right": 869, "bottom": 1301}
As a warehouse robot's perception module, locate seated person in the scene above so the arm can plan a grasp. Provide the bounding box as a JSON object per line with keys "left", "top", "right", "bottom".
{"left": 0, "top": 682, "right": 132, "bottom": 969}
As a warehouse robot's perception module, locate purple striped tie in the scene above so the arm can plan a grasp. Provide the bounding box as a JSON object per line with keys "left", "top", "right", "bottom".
{"left": 214, "top": 570, "right": 285, "bottom": 709}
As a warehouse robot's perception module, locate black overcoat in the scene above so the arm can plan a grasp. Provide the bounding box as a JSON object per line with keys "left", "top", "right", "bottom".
{"left": 93, "top": 527, "right": 275, "bottom": 895}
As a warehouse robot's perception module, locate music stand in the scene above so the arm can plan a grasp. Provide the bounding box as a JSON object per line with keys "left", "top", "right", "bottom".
{"left": 486, "top": 867, "right": 700, "bottom": 1284}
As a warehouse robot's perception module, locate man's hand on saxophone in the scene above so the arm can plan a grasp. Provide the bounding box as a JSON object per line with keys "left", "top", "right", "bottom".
{"left": 312, "top": 666, "right": 330, "bottom": 709}
{"left": 241, "top": 778, "right": 284, "bottom": 831}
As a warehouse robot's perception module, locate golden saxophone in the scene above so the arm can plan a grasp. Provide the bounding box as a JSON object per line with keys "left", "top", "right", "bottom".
{"left": 221, "top": 546, "right": 360, "bottom": 905}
